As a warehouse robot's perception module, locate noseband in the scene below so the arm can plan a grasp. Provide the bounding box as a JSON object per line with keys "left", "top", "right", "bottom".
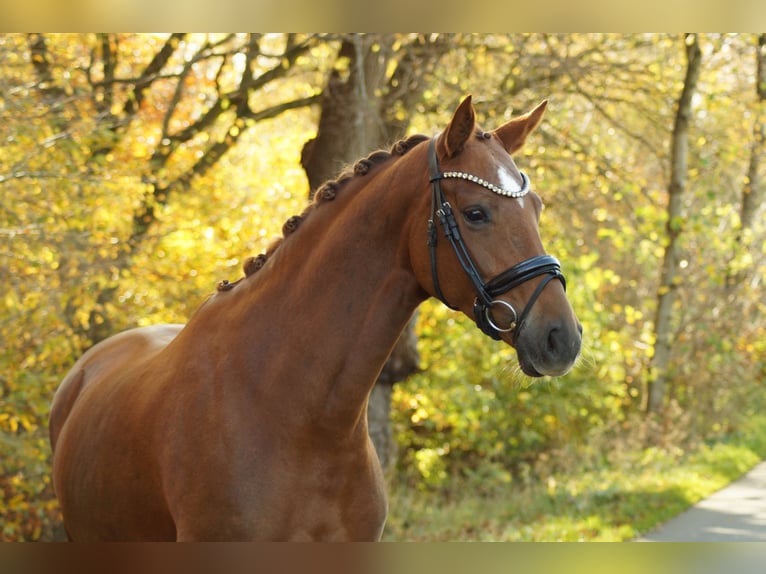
{"left": 427, "top": 138, "right": 566, "bottom": 342}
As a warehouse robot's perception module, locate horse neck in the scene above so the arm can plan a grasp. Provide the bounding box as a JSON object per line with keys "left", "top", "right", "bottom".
{"left": 197, "top": 154, "right": 429, "bottom": 435}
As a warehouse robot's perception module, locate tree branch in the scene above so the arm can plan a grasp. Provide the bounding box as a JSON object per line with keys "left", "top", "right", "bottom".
{"left": 130, "top": 93, "right": 320, "bottom": 246}
{"left": 124, "top": 33, "right": 186, "bottom": 117}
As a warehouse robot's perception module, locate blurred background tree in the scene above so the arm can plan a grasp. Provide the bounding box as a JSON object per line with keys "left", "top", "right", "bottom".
{"left": 1, "top": 33, "right": 765, "bottom": 540}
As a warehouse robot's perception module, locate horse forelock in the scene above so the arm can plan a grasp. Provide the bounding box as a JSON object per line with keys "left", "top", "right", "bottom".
{"left": 216, "top": 134, "right": 430, "bottom": 291}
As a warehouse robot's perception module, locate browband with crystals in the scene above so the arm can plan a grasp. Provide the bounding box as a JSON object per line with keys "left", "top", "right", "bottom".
{"left": 435, "top": 170, "right": 530, "bottom": 198}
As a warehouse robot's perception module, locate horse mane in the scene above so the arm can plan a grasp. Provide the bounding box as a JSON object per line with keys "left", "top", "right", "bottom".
{"left": 216, "top": 133, "right": 430, "bottom": 292}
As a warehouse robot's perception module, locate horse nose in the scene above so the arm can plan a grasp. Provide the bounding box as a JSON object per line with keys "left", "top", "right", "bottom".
{"left": 545, "top": 320, "right": 582, "bottom": 364}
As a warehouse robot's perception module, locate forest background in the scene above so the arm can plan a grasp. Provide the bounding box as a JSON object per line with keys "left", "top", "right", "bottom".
{"left": 1, "top": 33, "right": 765, "bottom": 541}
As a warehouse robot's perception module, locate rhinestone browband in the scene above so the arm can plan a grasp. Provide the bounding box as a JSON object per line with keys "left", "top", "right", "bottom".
{"left": 439, "top": 170, "right": 530, "bottom": 198}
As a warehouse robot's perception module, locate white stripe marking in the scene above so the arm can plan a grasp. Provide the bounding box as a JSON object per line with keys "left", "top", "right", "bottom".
{"left": 497, "top": 166, "right": 525, "bottom": 207}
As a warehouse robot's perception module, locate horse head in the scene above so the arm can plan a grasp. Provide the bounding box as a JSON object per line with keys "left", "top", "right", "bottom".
{"left": 410, "top": 96, "right": 582, "bottom": 377}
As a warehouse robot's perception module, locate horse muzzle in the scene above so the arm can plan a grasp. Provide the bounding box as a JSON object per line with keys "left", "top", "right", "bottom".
{"left": 513, "top": 315, "right": 583, "bottom": 377}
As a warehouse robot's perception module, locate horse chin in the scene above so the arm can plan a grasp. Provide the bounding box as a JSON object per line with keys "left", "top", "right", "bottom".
{"left": 517, "top": 355, "right": 545, "bottom": 378}
{"left": 523, "top": 360, "right": 574, "bottom": 378}
{"left": 514, "top": 341, "right": 577, "bottom": 378}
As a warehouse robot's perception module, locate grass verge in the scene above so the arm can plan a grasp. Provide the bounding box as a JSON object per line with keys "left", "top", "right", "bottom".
{"left": 382, "top": 415, "right": 766, "bottom": 541}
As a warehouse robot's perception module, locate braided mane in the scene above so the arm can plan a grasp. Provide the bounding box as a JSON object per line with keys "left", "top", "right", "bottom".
{"left": 217, "top": 133, "right": 429, "bottom": 291}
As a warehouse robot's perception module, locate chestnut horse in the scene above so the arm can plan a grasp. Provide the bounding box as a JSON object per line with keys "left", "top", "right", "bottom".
{"left": 50, "top": 96, "right": 581, "bottom": 541}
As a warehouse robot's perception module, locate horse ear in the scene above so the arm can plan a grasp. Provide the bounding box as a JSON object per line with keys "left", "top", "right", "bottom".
{"left": 440, "top": 95, "right": 476, "bottom": 158}
{"left": 493, "top": 100, "right": 548, "bottom": 155}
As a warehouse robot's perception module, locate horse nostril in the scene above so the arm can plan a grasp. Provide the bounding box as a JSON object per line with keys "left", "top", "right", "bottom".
{"left": 547, "top": 326, "right": 563, "bottom": 354}
{"left": 546, "top": 324, "right": 578, "bottom": 356}
{"left": 546, "top": 322, "right": 582, "bottom": 360}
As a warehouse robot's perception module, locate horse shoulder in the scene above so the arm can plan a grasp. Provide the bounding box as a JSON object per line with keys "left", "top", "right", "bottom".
{"left": 49, "top": 324, "right": 184, "bottom": 452}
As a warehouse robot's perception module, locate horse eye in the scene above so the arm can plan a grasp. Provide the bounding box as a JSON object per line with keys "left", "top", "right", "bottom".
{"left": 463, "top": 206, "right": 490, "bottom": 224}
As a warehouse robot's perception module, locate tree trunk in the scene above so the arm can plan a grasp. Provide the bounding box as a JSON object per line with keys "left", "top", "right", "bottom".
{"left": 300, "top": 35, "right": 433, "bottom": 471}
{"left": 647, "top": 33, "right": 702, "bottom": 416}
{"left": 740, "top": 33, "right": 766, "bottom": 235}
{"left": 301, "top": 36, "right": 392, "bottom": 192}
{"left": 368, "top": 315, "right": 420, "bottom": 472}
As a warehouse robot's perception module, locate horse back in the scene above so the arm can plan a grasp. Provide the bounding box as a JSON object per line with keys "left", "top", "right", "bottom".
{"left": 49, "top": 324, "right": 184, "bottom": 452}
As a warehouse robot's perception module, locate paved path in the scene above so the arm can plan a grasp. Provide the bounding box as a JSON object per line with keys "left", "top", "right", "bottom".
{"left": 639, "top": 460, "right": 766, "bottom": 541}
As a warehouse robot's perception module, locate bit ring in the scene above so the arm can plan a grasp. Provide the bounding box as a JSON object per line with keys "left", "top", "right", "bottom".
{"left": 484, "top": 299, "right": 518, "bottom": 333}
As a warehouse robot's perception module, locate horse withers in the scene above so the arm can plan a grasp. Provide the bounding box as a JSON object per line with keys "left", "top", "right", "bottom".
{"left": 50, "top": 95, "right": 581, "bottom": 540}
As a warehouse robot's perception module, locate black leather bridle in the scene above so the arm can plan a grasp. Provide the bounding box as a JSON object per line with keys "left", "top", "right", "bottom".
{"left": 427, "top": 138, "right": 566, "bottom": 342}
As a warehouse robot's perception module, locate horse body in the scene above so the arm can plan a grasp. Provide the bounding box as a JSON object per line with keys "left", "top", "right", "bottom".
{"left": 52, "top": 151, "right": 424, "bottom": 541}
{"left": 50, "top": 96, "right": 582, "bottom": 540}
